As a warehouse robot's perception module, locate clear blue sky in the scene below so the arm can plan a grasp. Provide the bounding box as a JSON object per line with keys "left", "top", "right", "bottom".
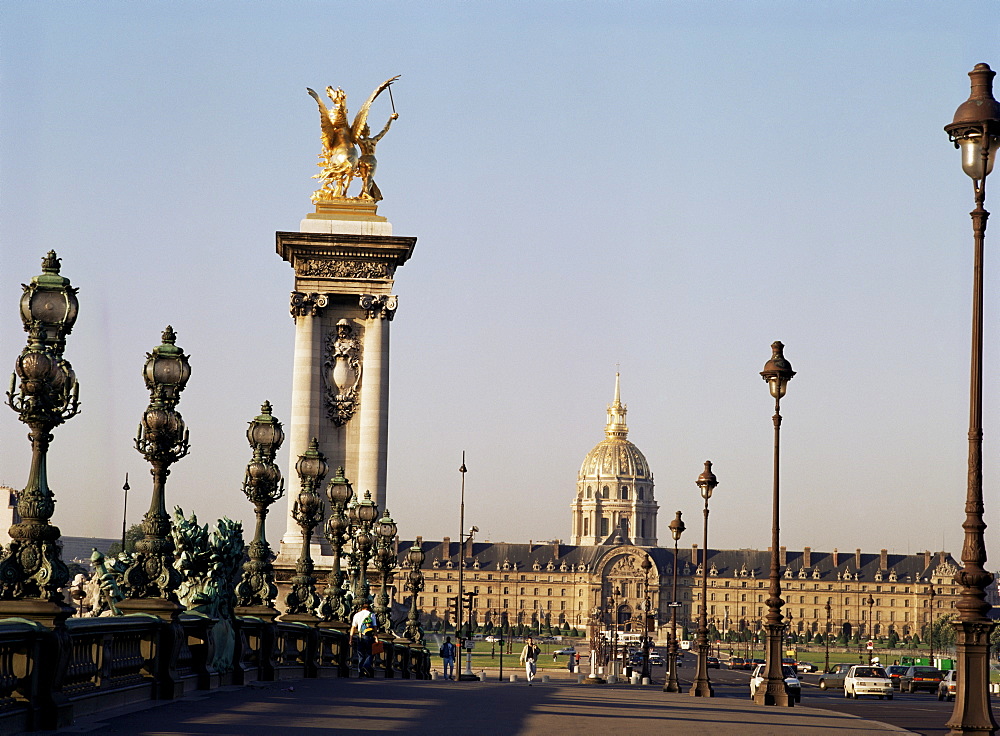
{"left": 2, "top": 2, "right": 998, "bottom": 561}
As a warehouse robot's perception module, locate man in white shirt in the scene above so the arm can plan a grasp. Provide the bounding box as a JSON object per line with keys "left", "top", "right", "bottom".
{"left": 350, "top": 601, "right": 378, "bottom": 677}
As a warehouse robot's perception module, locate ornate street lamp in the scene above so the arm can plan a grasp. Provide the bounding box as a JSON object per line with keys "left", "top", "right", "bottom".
{"left": 284, "top": 438, "right": 327, "bottom": 619}
{"left": 351, "top": 489, "right": 379, "bottom": 606}
{"left": 690, "top": 461, "right": 717, "bottom": 698}
{"left": 120, "top": 327, "right": 191, "bottom": 614}
{"left": 234, "top": 402, "right": 285, "bottom": 618}
{"left": 404, "top": 543, "right": 426, "bottom": 643}
{"left": 320, "top": 467, "right": 354, "bottom": 624}
{"left": 929, "top": 584, "right": 937, "bottom": 667}
{"left": 640, "top": 556, "right": 654, "bottom": 681}
{"left": 754, "top": 341, "right": 794, "bottom": 707}
{"left": 824, "top": 598, "right": 832, "bottom": 673}
{"left": 0, "top": 252, "right": 80, "bottom": 626}
{"left": 374, "top": 507, "right": 398, "bottom": 632}
{"left": 664, "top": 510, "right": 685, "bottom": 693}
{"left": 945, "top": 62, "right": 1000, "bottom": 736}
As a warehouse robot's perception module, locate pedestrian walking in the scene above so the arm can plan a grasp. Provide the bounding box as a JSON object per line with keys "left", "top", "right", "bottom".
{"left": 440, "top": 636, "right": 457, "bottom": 680}
{"left": 350, "top": 601, "right": 378, "bottom": 678}
{"left": 520, "top": 636, "right": 540, "bottom": 685}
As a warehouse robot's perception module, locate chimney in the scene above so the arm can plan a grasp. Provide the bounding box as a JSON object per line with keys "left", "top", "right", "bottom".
{"left": 416, "top": 535, "right": 423, "bottom": 549}
{"left": 442, "top": 536, "right": 451, "bottom": 559}
{"left": 832, "top": 548, "right": 839, "bottom": 567}
{"left": 803, "top": 547, "right": 812, "bottom": 568}
{"left": 924, "top": 550, "right": 932, "bottom": 569}
{"left": 692, "top": 543, "right": 699, "bottom": 564}
{"left": 464, "top": 535, "right": 473, "bottom": 559}
{"left": 855, "top": 548, "right": 862, "bottom": 569}
{"left": 552, "top": 541, "right": 560, "bottom": 558}
{"left": 779, "top": 546, "right": 787, "bottom": 566}
{"left": 879, "top": 548, "right": 888, "bottom": 570}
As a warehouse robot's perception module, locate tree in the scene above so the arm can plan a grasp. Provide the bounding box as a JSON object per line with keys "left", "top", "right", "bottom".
{"left": 105, "top": 523, "right": 143, "bottom": 557}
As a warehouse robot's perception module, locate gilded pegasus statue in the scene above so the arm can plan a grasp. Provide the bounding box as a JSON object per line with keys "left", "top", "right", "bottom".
{"left": 307, "top": 76, "right": 399, "bottom": 203}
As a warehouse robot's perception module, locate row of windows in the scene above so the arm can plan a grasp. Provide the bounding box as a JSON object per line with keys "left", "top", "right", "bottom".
{"left": 584, "top": 485, "right": 647, "bottom": 500}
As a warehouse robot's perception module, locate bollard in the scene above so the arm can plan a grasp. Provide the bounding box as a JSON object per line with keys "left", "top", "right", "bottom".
{"left": 630, "top": 672, "right": 640, "bottom": 685}
{"left": 480, "top": 670, "right": 486, "bottom": 682}
{"left": 642, "top": 676, "right": 651, "bottom": 685}
{"left": 431, "top": 672, "right": 440, "bottom": 680}
{"left": 510, "top": 674, "right": 518, "bottom": 682}
{"left": 577, "top": 674, "right": 585, "bottom": 684}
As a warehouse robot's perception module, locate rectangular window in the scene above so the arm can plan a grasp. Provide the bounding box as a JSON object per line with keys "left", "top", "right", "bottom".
{"left": 503, "top": 599, "right": 509, "bottom": 608}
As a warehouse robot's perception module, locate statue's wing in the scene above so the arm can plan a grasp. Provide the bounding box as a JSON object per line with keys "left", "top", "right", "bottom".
{"left": 307, "top": 87, "right": 336, "bottom": 150}
{"left": 351, "top": 75, "right": 400, "bottom": 138}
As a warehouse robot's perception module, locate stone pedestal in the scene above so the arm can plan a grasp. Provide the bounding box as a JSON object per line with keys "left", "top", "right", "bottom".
{"left": 275, "top": 201, "right": 415, "bottom": 565}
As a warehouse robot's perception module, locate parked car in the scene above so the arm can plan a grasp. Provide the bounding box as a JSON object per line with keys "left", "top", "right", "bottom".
{"left": 844, "top": 665, "right": 894, "bottom": 700}
{"left": 796, "top": 660, "right": 818, "bottom": 673}
{"left": 818, "top": 663, "right": 853, "bottom": 690}
{"left": 553, "top": 647, "right": 576, "bottom": 655}
{"left": 782, "top": 657, "right": 798, "bottom": 672}
{"left": 729, "top": 657, "right": 747, "bottom": 670}
{"left": 886, "top": 665, "right": 907, "bottom": 689}
{"left": 749, "top": 664, "right": 802, "bottom": 704}
{"left": 899, "top": 665, "right": 943, "bottom": 693}
{"left": 707, "top": 656, "right": 720, "bottom": 669}
{"left": 937, "top": 670, "right": 957, "bottom": 701}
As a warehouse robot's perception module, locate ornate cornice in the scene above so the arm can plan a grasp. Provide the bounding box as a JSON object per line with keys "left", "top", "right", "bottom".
{"left": 297, "top": 259, "right": 391, "bottom": 279}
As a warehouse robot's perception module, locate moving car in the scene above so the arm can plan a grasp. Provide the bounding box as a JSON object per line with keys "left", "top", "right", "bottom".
{"left": 553, "top": 647, "right": 576, "bottom": 655}
{"left": 729, "top": 657, "right": 747, "bottom": 670}
{"left": 844, "top": 665, "right": 894, "bottom": 700}
{"left": 886, "top": 665, "right": 907, "bottom": 689}
{"left": 937, "top": 670, "right": 957, "bottom": 701}
{"left": 796, "top": 660, "right": 818, "bottom": 673}
{"left": 749, "top": 664, "right": 802, "bottom": 704}
{"left": 707, "top": 656, "right": 720, "bottom": 669}
{"left": 818, "top": 663, "right": 853, "bottom": 690}
{"left": 648, "top": 654, "right": 664, "bottom": 666}
{"left": 899, "top": 665, "right": 943, "bottom": 693}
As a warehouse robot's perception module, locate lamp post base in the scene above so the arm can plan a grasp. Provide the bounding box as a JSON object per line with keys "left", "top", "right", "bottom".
{"left": 946, "top": 620, "right": 998, "bottom": 735}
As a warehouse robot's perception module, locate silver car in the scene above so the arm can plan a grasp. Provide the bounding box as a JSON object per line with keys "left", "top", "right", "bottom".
{"left": 818, "top": 663, "right": 853, "bottom": 690}
{"left": 749, "top": 664, "right": 801, "bottom": 704}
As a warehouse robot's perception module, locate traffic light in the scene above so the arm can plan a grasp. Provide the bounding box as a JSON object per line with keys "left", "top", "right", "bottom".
{"left": 449, "top": 597, "right": 460, "bottom": 630}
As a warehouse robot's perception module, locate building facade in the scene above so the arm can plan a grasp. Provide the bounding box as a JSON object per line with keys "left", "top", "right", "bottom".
{"left": 403, "top": 379, "right": 960, "bottom": 643}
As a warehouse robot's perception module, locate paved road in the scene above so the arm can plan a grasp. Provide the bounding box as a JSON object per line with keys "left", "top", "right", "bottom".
{"left": 698, "top": 663, "right": 965, "bottom": 736}
{"left": 34, "top": 671, "right": 908, "bottom": 736}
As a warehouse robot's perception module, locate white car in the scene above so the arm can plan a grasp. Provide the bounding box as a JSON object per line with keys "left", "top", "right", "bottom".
{"left": 844, "top": 665, "right": 894, "bottom": 700}
{"left": 749, "top": 664, "right": 801, "bottom": 704}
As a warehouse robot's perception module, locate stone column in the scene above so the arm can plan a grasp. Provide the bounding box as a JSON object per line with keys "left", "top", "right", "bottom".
{"left": 282, "top": 292, "right": 327, "bottom": 546}
{"left": 356, "top": 295, "right": 396, "bottom": 511}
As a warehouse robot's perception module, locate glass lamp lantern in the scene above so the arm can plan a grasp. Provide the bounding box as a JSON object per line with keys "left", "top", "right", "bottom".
{"left": 19, "top": 251, "right": 79, "bottom": 349}
{"left": 945, "top": 63, "right": 1000, "bottom": 181}
{"left": 247, "top": 401, "right": 284, "bottom": 456}
{"left": 697, "top": 460, "right": 718, "bottom": 501}
{"left": 760, "top": 341, "right": 795, "bottom": 400}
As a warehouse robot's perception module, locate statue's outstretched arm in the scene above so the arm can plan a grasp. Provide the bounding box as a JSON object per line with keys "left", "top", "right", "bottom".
{"left": 372, "top": 113, "right": 398, "bottom": 143}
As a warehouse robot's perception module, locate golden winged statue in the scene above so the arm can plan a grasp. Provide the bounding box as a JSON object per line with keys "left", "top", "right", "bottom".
{"left": 307, "top": 76, "right": 400, "bottom": 203}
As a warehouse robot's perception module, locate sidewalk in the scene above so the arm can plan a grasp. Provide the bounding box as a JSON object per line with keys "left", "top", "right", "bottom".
{"left": 36, "top": 675, "right": 915, "bottom": 736}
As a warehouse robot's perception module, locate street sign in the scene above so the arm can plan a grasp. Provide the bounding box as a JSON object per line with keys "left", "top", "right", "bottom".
{"left": 667, "top": 602, "right": 682, "bottom": 608}
{"left": 866, "top": 640, "right": 874, "bottom": 650}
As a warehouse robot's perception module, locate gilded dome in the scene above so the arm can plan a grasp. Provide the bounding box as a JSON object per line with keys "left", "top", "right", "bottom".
{"left": 579, "top": 438, "right": 651, "bottom": 481}
{"left": 577, "top": 373, "right": 652, "bottom": 481}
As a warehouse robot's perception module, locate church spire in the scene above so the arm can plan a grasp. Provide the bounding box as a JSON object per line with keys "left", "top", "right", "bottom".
{"left": 605, "top": 372, "right": 628, "bottom": 439}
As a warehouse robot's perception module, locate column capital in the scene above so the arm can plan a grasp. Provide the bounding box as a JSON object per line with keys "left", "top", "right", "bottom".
{"left": 290, "top": 292, "right": 329, "bottom": 319}
{"left": 360, "top": 294, "right": 398, "bottom": 321}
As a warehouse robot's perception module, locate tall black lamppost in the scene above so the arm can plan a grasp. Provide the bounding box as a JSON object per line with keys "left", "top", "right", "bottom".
{"left": 120, "top": 327, "right": 191, "bottom": 617}
{"left": 284, "top": 438, "right": 327, "bottom": 620}
{"left": 456, "top": 453, "right": 467, "bottom": 648}
{"left": 234, "top": 402, "right": 285, "bottom": 619}
{"left": 121, "top": 474, "right": 130, "bottom": 552}
{"left": 690, "top": 461, "right": 717, "bottom": 697}
{"left": 754, "top": 340, "right": 794, "bottom": 707}
{"left": 928, "top": 584, "right": 937, "bottom": 667}
{"left": 374, "top": 507, "right": 398, "bottom": 632}
{"left": 824, "top": 598, "right": 832, "bottom": 673}
{"left": 0, "top": 252, "right": 80, "bottom": 626}
{"left": 640, "top": 556, "right": 654, "bottom": 681}
{"left": 867, "top": 594, "right": 875, "bottom": 664}
{"left": 664, "top": 510, "right": 686, "bottom": 692}
{"left": 348, "top": 490, "right": 379, "bottom": 605}
{"left": 945, "top": 62, "right": 1000, "bottom": 736}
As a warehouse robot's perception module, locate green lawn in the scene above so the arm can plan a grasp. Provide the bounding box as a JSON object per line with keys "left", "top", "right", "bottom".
{"left": 425, "top": 637, "right": 584, "bottom": 672}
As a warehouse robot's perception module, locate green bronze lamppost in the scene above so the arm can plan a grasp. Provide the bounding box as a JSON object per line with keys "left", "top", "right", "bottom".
{"left": 0, "top": 252, "right": 80, "bottom": 626}
{"left": 234, "top": 402, "right": 285, "bottom": 620}
{"left": 119, "top": 327, "right": 191, "bottom": 617}
{"left": 944, "top": 62, "right": 1000, "bottom": 736}
{"left": 640, "top": 556, "right": 654, "bottom": 682}
{"left": 664, "top": 510, "right": 686, "bottom": 692}
{"left": 754, "top": 341, "right": 794, "bottom": 707}
{"left": 374, "top": 507, "right": 398, "bottom": 632}
{"left": 284, "top": 438, "right": 327, "bottom": 620}
{"left": 404, "top": 543, "right": 426, "bottom": 643}
{"left": 348, "top": 490, "right": 379, "bottom": 607}
{"left": 320, "top": 467, "right": 354, "bottom": 625}
{"left": 690, "top": 461, "right": 717, "bottom": 698}
{"left": 824, "top": 598, "right": 832, "bottom": 673}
